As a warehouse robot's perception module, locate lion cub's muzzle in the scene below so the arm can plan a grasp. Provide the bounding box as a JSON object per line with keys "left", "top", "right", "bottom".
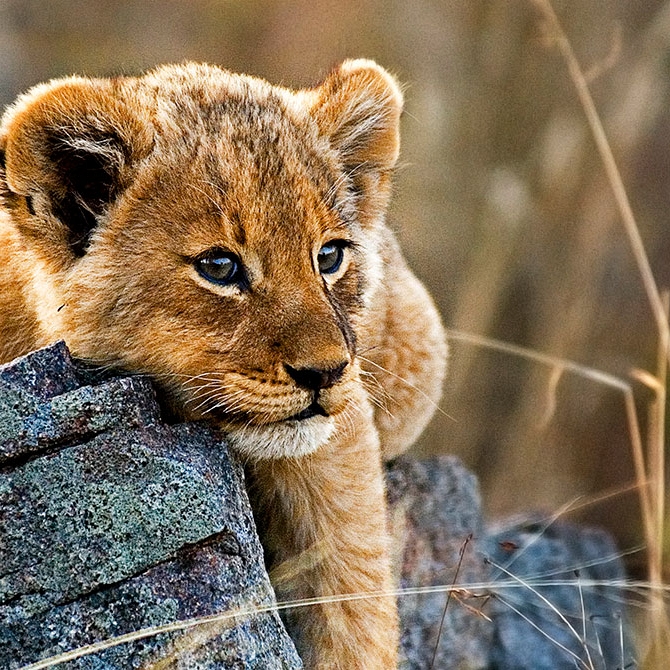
{"left": 218, "top": 357, "right": 356, "bottom": 460}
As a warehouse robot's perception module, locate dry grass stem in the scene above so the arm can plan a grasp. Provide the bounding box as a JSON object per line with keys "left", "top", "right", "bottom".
{"left": 21, "top": 569, "right": 670, "bottom": 669}
{"left": 489, "top": 559, "right": 596, "bottom": 668}
{"left": 448, "top": 328, "right": 654, "bottom": 553}
{"left": 583, "top": 22, "right": 622, "bottom": 84}
{"left": 529, "top": 0, "right": 668, "bottom": 341}
{"left": 429, "top": 533, "right": 472, "bottom": 669}
{"left": 493, "top": 593, "right": 591, "bottom": 668}
{"left": 19, "top": 590, "right": 397, "bottom": 670}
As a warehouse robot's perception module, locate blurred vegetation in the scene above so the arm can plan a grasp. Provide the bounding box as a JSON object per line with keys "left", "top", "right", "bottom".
{"left": 2, "top": 0, "right": 670, "bottom": 578}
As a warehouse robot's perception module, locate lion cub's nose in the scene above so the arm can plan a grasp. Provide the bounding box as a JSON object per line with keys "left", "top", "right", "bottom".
{"left": 285, "top": 361, "right": 348, "bottom": 390}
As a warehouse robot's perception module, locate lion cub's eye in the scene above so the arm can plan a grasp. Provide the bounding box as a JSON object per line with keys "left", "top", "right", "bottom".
{"left": 317, "top": 241, "right": 347, "bottom": 275}
{"left": 194, "top": 250, "right": 244, "bottom": 286}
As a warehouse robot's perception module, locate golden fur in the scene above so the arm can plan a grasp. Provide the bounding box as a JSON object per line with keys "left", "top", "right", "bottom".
{"left": 0, "top": 61, "right": 446, "bottom": 668}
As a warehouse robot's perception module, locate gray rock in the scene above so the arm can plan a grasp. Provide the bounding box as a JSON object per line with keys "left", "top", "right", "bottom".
{"left": 386, "top": 459, "right": 636, "bottom": 670}
{"left": 0, "top": 340, "right": 158, "bottom": 465}
{"left": 0, "top": 342, "right": 302, "bottom": 669}
{"left": 485, "top": 517, "right": 636, "bottom": 670}
{"left": 387, "top": 455, "right": 492, "bottom": 670}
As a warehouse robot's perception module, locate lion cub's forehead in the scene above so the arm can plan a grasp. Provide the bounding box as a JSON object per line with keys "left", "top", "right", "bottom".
{"left": 143, "top": 63, "right": 318, "bottom": 149}
{"left": 133, "top": 65, "right": 348, "bottom": 251}
{"left": 156, "top": 155, "right": 346, "bottom": 262}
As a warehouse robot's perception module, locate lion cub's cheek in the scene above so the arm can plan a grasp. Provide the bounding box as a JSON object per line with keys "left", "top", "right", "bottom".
{"left": 225, "top": 415, "right": 336, "bottom": 460}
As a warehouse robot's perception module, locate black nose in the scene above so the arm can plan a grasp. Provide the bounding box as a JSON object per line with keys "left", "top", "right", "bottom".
{"left": 285, "top": 361, "right": 348, "bottom": 390}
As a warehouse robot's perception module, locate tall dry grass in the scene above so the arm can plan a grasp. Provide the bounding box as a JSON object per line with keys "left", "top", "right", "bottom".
{"left": 519, "top": 2, "right": 667, "bottom": 665}
{"left": 447, "top": 1, "right": 670, "bottom": 665}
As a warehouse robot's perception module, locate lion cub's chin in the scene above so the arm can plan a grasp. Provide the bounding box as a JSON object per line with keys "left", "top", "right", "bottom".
{"left": 224, "top": 415, "right": 336, "bottom": 461}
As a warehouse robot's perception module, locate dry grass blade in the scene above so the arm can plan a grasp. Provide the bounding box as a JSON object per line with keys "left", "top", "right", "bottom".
{"left": 19, "top": 589, "right": 403, "bottom": 670}
{"left": 429, "top": 533, "right": 472, "bottom": 669}
{"left": 492, "top": 593, "right": 591, "bottom": 669}
{"left": 448, "top": 329, "right": 653, "bottom": 552}
{"left": 490, "top": 558, "right": 597, "bottom": 657}
{"left": 528, "top": 0, "right": 668, "bottom": 340}
{"left": 576, "top": 571, "right": 596, "bottom": 669}
{"left": 19, "top": 573, "right": 666, "bottom": 669}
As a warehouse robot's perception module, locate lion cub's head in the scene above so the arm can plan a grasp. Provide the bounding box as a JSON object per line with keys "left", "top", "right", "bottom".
{"left": 0, "top": 61, "right": 403, "bottom": 459}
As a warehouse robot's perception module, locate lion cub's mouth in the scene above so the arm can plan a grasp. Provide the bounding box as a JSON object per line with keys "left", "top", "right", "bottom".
{"left": 182, "top": 378, "right": 348, "bottom": 459}
{"left": 286, "top": 400, "right": 329, "bottom": 422}
{"left": 225, "top": 405, "right": 336, "bottom": 460}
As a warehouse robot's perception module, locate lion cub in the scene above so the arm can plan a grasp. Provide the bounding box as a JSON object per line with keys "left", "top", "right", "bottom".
{"left": 0, "top": 61, "right": 446, "bottom": 668}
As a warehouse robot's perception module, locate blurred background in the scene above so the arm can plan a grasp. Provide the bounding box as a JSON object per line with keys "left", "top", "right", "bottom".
{"left": 2, "top": 0, "right": 669, "bottom": 578}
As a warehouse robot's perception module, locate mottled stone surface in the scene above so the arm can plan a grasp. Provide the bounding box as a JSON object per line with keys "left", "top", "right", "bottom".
{"left": 486, "top": 517, "right": 635, "bottom": 670}
{"left": 0, "top": 340, "right": 158, "bottom": 465}
{"left": 0, "top": 343, "right": 302, "bottom": 669}
{"left": 387, "top": 458, "right": 635, "bottom": 670}
{"left": 387, "top": 455, "right": 492, "bottom": 670}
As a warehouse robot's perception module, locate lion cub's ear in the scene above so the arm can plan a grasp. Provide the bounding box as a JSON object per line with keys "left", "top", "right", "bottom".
{"left": 307, "top": 59, "right": 403, "bottom": 222}
{"left": 310, "top": 59, "right": 403, "bottom": 170}
{"left": 0, "top": 77, "right": 153, "bottom": 257}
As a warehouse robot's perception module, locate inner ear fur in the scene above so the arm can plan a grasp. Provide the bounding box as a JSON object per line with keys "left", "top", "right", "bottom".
{"left": 0, "top": 76, "right": 153, "bottom": 256}
{"left": 309, "top": 59, "right": 403, "bottom": 175}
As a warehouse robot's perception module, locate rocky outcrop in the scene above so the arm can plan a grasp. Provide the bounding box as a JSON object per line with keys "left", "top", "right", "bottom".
{"left": 0, "top": 343, "right": 634, "bottom": 668}
{"left": 387, "top": 457, "right": 636, "bottom": 670}
{"left": 0, "top": 342, "right": 302, "bottom": 669}
{"left": 485, "top": 517, "right": 636, "bottom": 670}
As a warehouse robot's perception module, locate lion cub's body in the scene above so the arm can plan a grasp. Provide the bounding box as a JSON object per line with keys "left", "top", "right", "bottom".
{"left": 0, "top": 61, "right": 446, "bottom": 668}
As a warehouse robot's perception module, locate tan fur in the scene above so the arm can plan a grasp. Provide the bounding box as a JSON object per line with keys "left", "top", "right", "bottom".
{"left": 0, "top": 61, "right": 446, "bottom": 668}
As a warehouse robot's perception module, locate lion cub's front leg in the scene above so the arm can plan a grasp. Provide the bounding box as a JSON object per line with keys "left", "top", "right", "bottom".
{"left": 248, "top": 391, "right": 397, "bottom": 669}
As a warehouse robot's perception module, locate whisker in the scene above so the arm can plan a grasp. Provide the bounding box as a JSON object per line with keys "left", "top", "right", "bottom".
{"left": 361, "top": 380, "right": 394, "bottom": 419}
{"left": 337, "top": 403, "right": 358, "bottom": 439}
{"left": 360, "top": 369, "right": 395, "bottom": 418}
{"left": 184, "top": 386, "right": 250, "bottom": 415}
{"left": 358, "top": 354, "right": 454, "bottom": 421}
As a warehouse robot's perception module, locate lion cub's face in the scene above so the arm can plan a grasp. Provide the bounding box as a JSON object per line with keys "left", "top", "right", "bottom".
{"left": 0, "top": 61, "right": 402, "bottom": 459}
